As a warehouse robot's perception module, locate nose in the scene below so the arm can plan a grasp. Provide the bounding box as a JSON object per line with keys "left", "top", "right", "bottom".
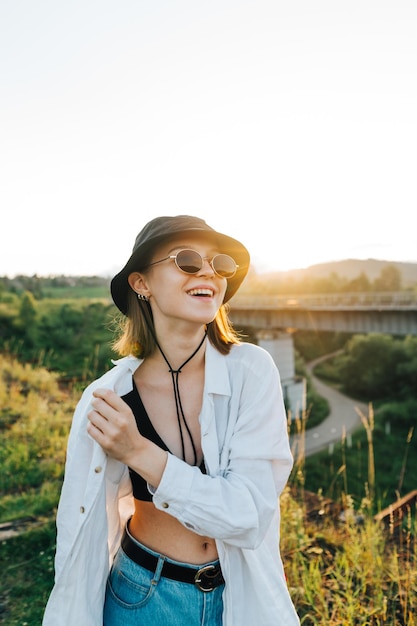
{"left": 197, "top": 257, "right": 215, "bottom": 276}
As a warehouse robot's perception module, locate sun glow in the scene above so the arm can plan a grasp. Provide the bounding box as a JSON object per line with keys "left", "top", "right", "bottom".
{"left": 1, "top": 2, "right": 416, "bottom": 277}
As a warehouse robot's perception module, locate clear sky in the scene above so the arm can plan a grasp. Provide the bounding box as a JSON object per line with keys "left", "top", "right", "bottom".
{"left": 1, "top": 0, "right": 416, "bottom": 278}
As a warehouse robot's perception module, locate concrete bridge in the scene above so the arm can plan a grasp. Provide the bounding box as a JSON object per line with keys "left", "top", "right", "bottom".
{"left": 229, "top": 291, "right": 417, "bottom": 336}
{"left": 228, "top": 291, "right": 417, "bottom": 417}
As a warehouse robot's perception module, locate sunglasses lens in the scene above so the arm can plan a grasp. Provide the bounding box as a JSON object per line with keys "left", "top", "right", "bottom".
{"left": 175, "top": 250, "right": 237, "bottom": 278}
{"left": 212, "top": 254, "right": 237, "bottom": 278}
{"left": 176, "top": 250, "right": 202, "bottom": 273}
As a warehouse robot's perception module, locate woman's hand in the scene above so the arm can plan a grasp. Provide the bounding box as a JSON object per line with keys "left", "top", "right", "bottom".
{"left": 87, "top": 388, "right": 143, "bottom": 464}
{"left": 87, "top": 388, "right": 168, "bottom": 485}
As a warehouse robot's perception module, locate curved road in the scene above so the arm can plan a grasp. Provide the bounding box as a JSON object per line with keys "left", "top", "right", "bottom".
{"left": 290, "top": 353, "right": 369, "bottom": 458}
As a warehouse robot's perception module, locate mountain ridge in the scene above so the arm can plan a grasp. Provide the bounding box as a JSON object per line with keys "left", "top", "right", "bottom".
{"left": 258, "top": 258, "right": 417, "bottom": 287}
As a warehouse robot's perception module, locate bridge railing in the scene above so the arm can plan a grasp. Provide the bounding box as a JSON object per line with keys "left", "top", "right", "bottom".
{"left": 231, "top": 291, "right": 417, "bottom": 311}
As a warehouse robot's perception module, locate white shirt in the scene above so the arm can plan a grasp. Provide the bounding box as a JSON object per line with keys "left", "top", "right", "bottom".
{"left": 42, "top": 341, "right": 300, "bottom": 625}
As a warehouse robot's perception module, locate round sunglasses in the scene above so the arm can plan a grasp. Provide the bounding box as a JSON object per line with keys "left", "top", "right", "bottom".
{"left": 147, "top": 248, "right": 238, "bottom": 279}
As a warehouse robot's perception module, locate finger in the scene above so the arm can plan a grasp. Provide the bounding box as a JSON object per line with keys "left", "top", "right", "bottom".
{"left": 92, "top": 388, "right": 125, "bottom": 410}
{"left": 91, "top": 396, "right": 115, "bottom": 420}
{"left": 87, "top": 419, "right": 100, "bottom": 438}
{"left": 87, "top": 408, "right": 108, "bottom": 432}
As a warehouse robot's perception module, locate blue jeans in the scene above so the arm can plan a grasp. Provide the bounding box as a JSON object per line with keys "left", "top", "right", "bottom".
{"left": 103, "top": 537, "right": 224, "bottom": 626}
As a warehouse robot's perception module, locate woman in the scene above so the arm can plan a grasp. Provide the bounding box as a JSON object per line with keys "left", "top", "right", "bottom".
{"left": 42, "top": 215, "right": 300, "bottom": 626}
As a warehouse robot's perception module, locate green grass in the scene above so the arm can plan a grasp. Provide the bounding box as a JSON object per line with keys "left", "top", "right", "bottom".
{"left": 0, "top": 523, "right": 56, "bottom": 625}
{"left": 0, "top": 356, "right": 74, "bottom": 625}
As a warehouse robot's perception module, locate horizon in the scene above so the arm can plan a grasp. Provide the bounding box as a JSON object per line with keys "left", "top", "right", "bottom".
{"left": 3, "top": 255, "right": 417, "bottom": 281}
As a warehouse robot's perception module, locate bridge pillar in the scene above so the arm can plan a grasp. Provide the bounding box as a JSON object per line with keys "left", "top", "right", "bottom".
{"left": 256, "top": 329, "right": 305, "bottom": 419}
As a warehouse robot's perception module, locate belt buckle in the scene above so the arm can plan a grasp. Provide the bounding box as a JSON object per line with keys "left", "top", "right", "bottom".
{"left": 194, "top": 564, "right": 217, "bottom": 592}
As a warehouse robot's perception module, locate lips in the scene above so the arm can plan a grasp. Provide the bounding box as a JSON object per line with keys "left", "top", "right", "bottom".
{"left": 187, "top": 288, "right": 214, "bottom": 297}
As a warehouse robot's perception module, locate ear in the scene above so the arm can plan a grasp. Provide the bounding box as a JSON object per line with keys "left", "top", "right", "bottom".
{"left": 128, "top": 272, "right": 151, "bottom": 298}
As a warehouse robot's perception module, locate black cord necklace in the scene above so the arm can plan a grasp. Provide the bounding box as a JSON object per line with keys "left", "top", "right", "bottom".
{"left": 153, "top": 330, "right": 207, "bottom": 466}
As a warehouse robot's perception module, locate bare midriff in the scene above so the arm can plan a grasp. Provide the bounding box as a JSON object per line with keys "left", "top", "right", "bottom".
{"left": 129, "top": 499, "right": 218, "bottom": 565}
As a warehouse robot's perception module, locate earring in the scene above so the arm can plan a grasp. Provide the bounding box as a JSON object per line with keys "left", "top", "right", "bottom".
{"left": 137, "top": 293, "right": 149, "bottom": 302}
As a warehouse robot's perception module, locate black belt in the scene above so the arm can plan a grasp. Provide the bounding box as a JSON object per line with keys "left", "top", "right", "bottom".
{"left": 121, "top": 528, "right": 225, "bottom": 592}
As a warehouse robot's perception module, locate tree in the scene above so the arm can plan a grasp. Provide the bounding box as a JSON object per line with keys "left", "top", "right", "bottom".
{"left": 337, "top": 333, "right": 409, "bottom": 399}
{"left": 344, "top": 272, "right": 371, "bottom": 292}
{"left": 17, "top": 291, "right": 38, "bottom": 346}
{"left": 373, "top": 265, "right": 402, "bottom": 292}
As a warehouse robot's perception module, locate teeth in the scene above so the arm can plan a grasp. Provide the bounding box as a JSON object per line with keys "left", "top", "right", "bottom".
{"left": 188, "top": 288, "right": 213, "bottom": 296}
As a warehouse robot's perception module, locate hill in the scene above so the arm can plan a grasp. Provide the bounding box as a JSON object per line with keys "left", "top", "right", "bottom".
{"left": 279, "top": 258, "right": 417, "bottom": 286}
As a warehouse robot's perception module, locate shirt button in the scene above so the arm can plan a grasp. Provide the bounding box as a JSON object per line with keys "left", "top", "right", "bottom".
{"left": 161, "top": 502, "right": 169, "bottom": 509}
{"left": 94, "top": 466, "right": 102, "bottom": 473}
{"left": 80, "top": 506, "right": 85, "bottom": 514}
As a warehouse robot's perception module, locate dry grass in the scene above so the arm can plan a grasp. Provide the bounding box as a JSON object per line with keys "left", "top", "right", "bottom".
{"left": 284, "top": 403, "right": 417, "bottom": 625}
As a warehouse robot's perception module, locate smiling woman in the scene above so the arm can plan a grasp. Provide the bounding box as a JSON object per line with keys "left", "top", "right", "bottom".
{"left": 42, "top": 215, "right": 300, "bottom": 626}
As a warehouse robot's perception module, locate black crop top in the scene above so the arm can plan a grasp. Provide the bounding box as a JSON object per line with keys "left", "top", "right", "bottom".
{"left": 121, "top": 379, "right": 206, "bottom": 501}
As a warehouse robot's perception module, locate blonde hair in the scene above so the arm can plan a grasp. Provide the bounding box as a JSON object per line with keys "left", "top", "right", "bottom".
{"left": 112, "top": 289, "right": 242, "bottom": 358}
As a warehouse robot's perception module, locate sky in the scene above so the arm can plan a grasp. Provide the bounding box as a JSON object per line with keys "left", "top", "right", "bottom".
{"left": 1, "top": 0, "right": 417, "bottom": 278}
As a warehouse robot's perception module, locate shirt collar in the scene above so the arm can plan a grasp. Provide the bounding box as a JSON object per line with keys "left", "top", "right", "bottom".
{"left": 112, "top": 343, "right": 231, "bottom": 396}
{"left": 204, "top": 340, "right": 231, "bottom": 396}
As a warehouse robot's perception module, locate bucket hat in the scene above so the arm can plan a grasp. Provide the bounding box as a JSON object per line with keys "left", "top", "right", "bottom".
{"left": 110, "top": 215, "right": 250, "bottom": 314}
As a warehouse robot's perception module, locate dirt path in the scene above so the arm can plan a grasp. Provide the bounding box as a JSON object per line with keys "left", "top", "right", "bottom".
{"left": 0, "top": 517, "right": 45, "bottom": 541}
{"left": 291, "top": 353, "right": 369, "bottom": 458}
